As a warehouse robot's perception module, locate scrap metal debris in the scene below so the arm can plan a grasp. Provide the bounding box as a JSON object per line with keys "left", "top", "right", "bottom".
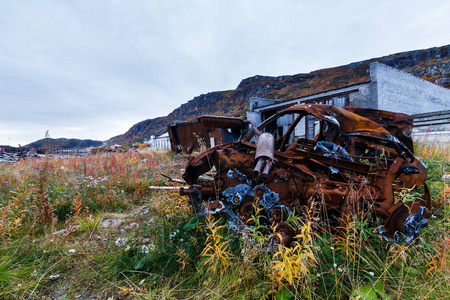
{"left": 180, "top": 104, "right": 431, "bottom": 246}
{"left": 0, "top": 147, "right": 36, "bottom": 162}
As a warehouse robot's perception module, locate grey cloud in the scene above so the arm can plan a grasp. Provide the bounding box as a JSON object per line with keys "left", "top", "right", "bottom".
{"left": 1, "top": 0, "right": 449, "bottom": 146}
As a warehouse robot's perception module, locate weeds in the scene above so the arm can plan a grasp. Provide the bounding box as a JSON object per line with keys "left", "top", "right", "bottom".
{"left": 427, "top": 230, "right": 450, "bottom": 274}
{"left": 270, "top": 219, "right": 316, "bottom": 293}
{"left": 201, "top": 214, "right": 233, "bottom": 274}
{"left": 0, "top": 142, "right": 448, "bottom": 299}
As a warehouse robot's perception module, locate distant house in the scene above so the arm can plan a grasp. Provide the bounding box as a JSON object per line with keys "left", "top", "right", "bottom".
{"left": 145, "top": 133, "right": 171, "bottom": 149}
{"left": 110, "top": 144, "right": 122, "bottom": 150}
{"left": 247, "top": 62, "right": 450, "bottom": 143}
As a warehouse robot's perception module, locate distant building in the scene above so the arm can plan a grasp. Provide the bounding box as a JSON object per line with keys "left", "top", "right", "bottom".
{"left": 247, "top": 62, "right": 450, "bottom": 143}
{"left": 145, "top": 133, "right": 171, "bottom": 149}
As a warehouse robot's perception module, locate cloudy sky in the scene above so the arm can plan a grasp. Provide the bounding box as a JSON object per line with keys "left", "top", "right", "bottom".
{"left": 1, "top": 0, "right": 449, "bottom": 146}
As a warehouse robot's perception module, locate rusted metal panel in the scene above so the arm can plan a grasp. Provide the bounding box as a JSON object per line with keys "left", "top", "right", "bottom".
{"left": 168, "top": 120, "right": 210, "bottom": 153}
{"left": 168, "top": 116, "right": 250, "bottom": 153}
{"left": 199, "top": 115, "right": 248, "bottom": 132}
{"left": 344, "top": 106, "right": 414, "bottom": 152}
{"left": 167, "top": 125, "right": 179, "bottom": 152}
{"left": 181, "top": 104, "right": 430, "bottom": 247}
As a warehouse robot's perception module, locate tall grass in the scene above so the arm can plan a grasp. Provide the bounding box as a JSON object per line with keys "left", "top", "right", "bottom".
{"left": 0, "top": 142, "right": 448, "bottom": 299}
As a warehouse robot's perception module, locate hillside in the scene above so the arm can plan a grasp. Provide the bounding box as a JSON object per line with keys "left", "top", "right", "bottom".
{"left": 27, "top": 138, "right": 103, "bottom": 150}
{"left": 109, "top": 44, "right": 450, "bottom": 146}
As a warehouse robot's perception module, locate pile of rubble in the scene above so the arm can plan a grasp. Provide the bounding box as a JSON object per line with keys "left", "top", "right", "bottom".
{"left": 0, "top": 151, "right": 39, "bottom": 163}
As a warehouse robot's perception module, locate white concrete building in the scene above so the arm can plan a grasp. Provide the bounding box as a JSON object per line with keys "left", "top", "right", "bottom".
{"left": 247, "top": 62, "right": 450, "bottom": 143}
{"left": 145, "top": 133, "right": 171, "bottom": 149}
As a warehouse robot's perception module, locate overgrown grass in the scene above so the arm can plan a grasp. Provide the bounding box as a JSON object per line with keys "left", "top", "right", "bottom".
{"left": 0, "top": 143, "right": 448, "bottom": 299}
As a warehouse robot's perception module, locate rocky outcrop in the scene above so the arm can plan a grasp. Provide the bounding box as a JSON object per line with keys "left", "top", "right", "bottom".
{"left": 109, "top": 44, "right": 450, "bottom": 146}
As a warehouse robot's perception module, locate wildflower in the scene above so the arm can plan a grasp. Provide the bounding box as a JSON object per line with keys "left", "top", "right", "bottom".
{"left": 338, "top": 267, "right": 343, "bottom": 272}
{"left": 140, "top": 245, "right": 150, "bottom": 254}
{"left": 170, "top": 229, "right": 179, "bottom": 238}
{"left": 68, "top": 249, "right": 76, "bottom": 253}
{"left": 115, "top": 237, "right": 128, "bottom": 246}
{"left": 330, "top": 246, "right": 335, "bottom": 250}
{"left": 333, "top": 263, "right": 337, "bottom": 268}
{"left": 369, "top": 271, "right": 375, "bottom": 276}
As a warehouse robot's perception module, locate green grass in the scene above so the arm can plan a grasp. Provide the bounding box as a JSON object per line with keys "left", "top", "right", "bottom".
{"left": 0, "top": 144, "right": 449, "bottom": 299}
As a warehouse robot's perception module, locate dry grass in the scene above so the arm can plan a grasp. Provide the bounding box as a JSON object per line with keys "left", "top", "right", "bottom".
{"left": 0, "top": 142, "right": 448, "bottom": 299}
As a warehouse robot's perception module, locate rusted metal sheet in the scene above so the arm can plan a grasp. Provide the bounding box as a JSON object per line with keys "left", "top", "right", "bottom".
{"left": 181, "top": 104, "right": 430, "bottom": 246}
{"left": 168, "top": 120, "right": 209, "bottom": 153}
{"left": 199, "top": 116, "right": 248, "bottom": 132}
{"left": 344, "top": 106, "right": 414, "bottom": 152}
{"left": 168, "top": 116, "right": 250, "bottom": 153}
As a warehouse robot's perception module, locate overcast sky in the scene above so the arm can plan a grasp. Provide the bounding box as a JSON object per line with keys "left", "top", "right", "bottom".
{"left": 1, "top": 0, "right": 449, "bottom": 146}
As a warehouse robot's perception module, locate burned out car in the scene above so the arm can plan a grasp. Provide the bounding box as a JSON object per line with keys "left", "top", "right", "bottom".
{"left": 180, "top": 104, "right": 430, "bottom": 245}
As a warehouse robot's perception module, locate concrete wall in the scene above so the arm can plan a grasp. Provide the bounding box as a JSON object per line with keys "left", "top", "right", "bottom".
{"left": 246, "top": 111, "right": 262, "bottom": 125}
{"left": 412, "top": 110, "right": 450, "bottom": 143}
{"left": 349, "top": 82, "right": 377, "bottom": 108}
{"left": 372, "top": 62, "right": 450, "bottom": 115}
{"left": 249, "top": 97, "right": 280, "bottom": 111}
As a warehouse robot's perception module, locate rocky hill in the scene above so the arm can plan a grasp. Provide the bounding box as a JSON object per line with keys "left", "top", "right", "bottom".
{"left": 109, "top": 44, "right": 450, "bottom": 146}
{"left": 27, "top": 138, "right": 103, "bottom": 150}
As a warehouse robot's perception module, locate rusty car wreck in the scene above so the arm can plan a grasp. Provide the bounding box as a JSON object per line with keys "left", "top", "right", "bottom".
{"left": 180, "top": 104, "right": 430, "bottom": 246}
